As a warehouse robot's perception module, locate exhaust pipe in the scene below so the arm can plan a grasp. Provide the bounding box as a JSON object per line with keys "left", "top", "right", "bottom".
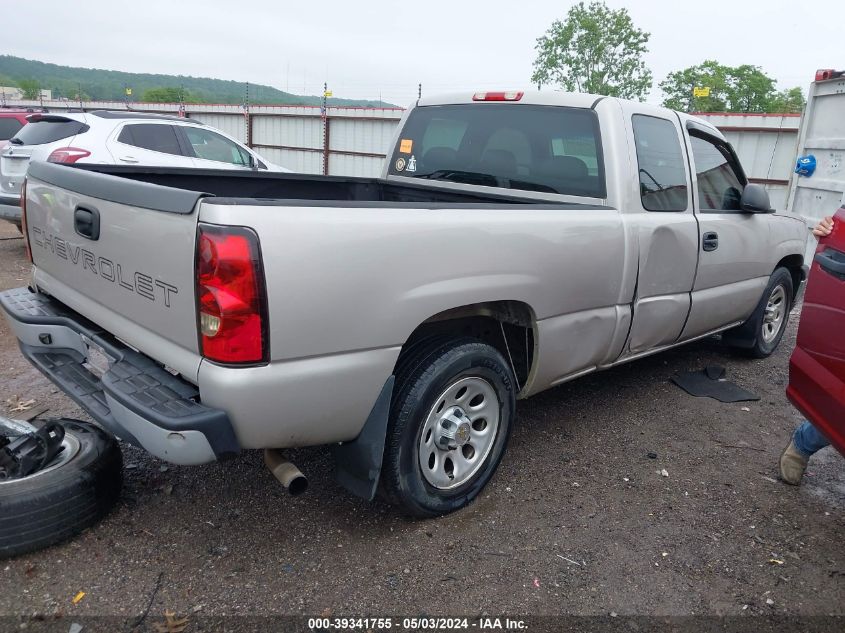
{"left": 264, "top": 449, "right": 308, "bottom": 496}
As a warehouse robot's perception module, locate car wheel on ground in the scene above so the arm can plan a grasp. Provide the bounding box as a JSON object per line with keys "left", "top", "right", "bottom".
{"left": 382, "top": 337, "right": 516, "bottom": 517}
{"left": 724, "top": 267, "right": 794, "bottom": 358}
{"left": 0, "top": 419, "right": 122, "bottom": 558}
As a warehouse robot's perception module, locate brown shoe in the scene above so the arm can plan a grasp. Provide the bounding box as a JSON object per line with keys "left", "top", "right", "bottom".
{"left": 779, "top": 440, "right": 809, "bottom": 485}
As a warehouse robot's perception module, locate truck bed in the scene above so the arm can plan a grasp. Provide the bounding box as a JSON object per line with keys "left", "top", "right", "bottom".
{"left": 71, "top": 164, "right": 604, "bottom": 209}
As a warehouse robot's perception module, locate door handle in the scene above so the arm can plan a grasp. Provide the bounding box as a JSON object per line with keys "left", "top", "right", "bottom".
{"left": 119, "top": 156, "right": 139, "bottom": 163}
{"left": 74, "top": 206, "right": 100, "bottom": 240}
{"left": 815, "top": 249, "right": 845, "bottom": 278}
{"left": 702, "top": 232, "right": 719, "bottom": 252}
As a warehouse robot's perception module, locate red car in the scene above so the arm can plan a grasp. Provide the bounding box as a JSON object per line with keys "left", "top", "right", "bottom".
{"left": 787, "top": 206, "right": 845, "bottom": 456}
{"left": 0, "top": 110, "right": 31, "bottom": 149}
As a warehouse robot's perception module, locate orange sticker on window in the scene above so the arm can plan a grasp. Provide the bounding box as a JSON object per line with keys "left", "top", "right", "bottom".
{"left": 399, "top": 139, "right": 413, "bottom": 154}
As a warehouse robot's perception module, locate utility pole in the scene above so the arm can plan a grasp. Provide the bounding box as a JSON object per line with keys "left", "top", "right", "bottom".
{"left": 322, "top": 82, "right": 329, "bottom": 176}
{"left": 78, "top": 83, "right": 83, "bottom": 111}
{"left": 243, "top": 82, "right": 250, "bottom": 146}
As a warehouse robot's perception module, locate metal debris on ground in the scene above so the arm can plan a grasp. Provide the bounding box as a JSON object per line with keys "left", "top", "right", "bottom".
{"left": 6, "top": 395, "right": 35, "bottom": 412}
{"left": 153, "top": 610, "right": 189, "bottom": 633}
{"left": 556, "top": 554, "right": 582, "bottom": 566}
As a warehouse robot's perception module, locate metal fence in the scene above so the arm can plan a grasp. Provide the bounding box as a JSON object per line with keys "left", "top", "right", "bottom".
{"left": 5, "top": 100, "right": 803, "bottom": 197}
{"left": 4, "top": 99, "right": 404, "bottom": 177}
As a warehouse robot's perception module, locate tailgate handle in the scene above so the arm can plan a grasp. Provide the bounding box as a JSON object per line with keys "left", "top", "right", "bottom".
{"left": 74, "top": 206, "right": 100, "bottom": 241}
{"left": 815, "top": 249, "right": 845, "bottom": 278}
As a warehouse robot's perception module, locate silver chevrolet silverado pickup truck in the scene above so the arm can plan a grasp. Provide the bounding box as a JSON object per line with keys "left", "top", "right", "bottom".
{"left": 1, "top": 91, "right": 808, "bottom": 516}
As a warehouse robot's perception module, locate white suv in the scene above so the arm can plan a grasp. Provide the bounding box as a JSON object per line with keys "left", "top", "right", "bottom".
{"left": 0, "top": 110, "right": 289, "bottom": 223}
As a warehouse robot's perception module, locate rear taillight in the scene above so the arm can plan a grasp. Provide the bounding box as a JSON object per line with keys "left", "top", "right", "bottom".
{"left": 815, "top": 69, "right": 843, "bottom": 82}
{"left": 46, "top": 147, "right": 91, "bottom": 164}
{"left": 472, "top": 91, "right": 524, "bottom": 102}
{"left": 195, "top": 224, "right": 268, "bottom": 364}
{"left": 20, "top": 178, "right": 31, "bottom": 263}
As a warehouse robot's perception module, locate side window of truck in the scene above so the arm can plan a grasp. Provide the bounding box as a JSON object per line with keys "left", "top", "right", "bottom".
{"left": 689, "top": 135, "right": 744, "bottom": 211}
{"left": 117, "top": 124, "right": 183, "bottom": 156}
{"left": 632, "top": 115, "right": 688, "bottom": 212}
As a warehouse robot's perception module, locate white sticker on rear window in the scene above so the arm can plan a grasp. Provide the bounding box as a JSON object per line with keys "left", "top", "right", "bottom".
{"left": 406, "top": 155, "right": 417, "bottom": 173}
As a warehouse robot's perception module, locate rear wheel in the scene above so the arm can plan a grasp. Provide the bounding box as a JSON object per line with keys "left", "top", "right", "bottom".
{"left": 724, "top": 267, "right": 794, "bottom": 358}
{"left": 382, "top": 338, "right": 515, "bottom": 517}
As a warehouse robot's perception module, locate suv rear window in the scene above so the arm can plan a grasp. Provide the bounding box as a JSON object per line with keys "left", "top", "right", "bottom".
{"left": 117, "top": 124, "right": 183, "bottom": 156}
{"left": 11, "top": 118, "right": 88, "bottom": 146}
{"left": 0, "top": 118, "right": 24, "bottom": 141}
{"left": 387, "top": 104, "right": 605, "bottom": 198}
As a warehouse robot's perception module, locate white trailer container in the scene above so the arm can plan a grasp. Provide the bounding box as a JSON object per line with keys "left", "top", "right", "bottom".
{"left": 786, "top": 69, "right": 845, "bottom": 221}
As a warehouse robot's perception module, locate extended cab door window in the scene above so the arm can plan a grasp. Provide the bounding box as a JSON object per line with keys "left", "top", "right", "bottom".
{"left": 632, "top": 115, "right": 688, "bottom": 211}
{"left": 387, "top": 104, "right": 605, "bottom": 198}
{"left": 689, "top": 134, "right": 745, "bottom": 211}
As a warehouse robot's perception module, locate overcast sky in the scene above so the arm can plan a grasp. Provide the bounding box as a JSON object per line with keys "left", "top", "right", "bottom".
{"left": 4, "top": 0, "right": 843, "bottom": 106}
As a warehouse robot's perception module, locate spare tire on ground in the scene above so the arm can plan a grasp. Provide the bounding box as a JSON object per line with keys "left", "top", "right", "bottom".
{"left": 0, "top": 419, "right": 122, "bottom": 558}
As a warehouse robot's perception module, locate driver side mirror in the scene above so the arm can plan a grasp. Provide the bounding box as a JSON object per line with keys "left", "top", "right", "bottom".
{"left": 740, "top": 183, "right": 773, "bottom": 213}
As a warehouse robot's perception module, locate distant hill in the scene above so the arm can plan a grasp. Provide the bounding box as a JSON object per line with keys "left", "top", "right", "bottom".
{"left": 0, "top": 55, "right": 396, "bottom": 108}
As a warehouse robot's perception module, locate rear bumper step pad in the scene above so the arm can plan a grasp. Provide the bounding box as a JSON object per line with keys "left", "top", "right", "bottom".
{"left": 0, "top": 287, "right": 239, "bottom": 463}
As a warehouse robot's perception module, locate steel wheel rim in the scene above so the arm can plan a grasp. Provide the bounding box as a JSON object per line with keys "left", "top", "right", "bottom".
{"left": 0, "top": 433, "right": 80, "bottom": 484}
{"left": 418, "top": 376, "right": 500, "bottom": 490}
{"left": 762, "top": 285, "right": 787, "bottom": 344}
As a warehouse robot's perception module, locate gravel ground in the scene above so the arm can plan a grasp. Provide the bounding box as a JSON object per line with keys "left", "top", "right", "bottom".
{"left": 0, "top": 219, "right": 841, "bottom": 628}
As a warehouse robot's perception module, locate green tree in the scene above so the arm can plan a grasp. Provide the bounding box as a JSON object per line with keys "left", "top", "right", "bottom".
{"left": 531, "top": 1, "right": 652, "bottom": 100}
{"left": 725, "top": 64, "right": 776, "bottom": 113}
{"left": 141, "top": 86, "right": 197, "bottom": 103}
{"left": 16, "top": 78, "right": 41, "bottom": 100}
{"left": 660, "top": 62, "right": 803, "bottom": 113}
{"left": 659, "top": 60, "right": 730, "bottom": 112}
{"left": 769, "top": 87, "right": 805, "bottom": 113}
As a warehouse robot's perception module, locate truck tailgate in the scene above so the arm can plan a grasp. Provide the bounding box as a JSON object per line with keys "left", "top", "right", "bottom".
{"left": 23, "top": 161, "right": 207, "bottom": 380}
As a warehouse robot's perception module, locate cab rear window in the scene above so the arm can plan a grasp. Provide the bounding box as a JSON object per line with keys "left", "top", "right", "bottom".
{"left": 11, "top": 119, "right": 88, "bottom": 146}
{"left": 387, "top": 104, "right": 605, "bottom": 198}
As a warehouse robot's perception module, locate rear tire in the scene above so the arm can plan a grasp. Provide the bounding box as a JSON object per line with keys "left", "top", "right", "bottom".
{"left": 382, "top": 337, "right": 516, "bottom": 517}
{"left": 724, "top": 267, "right": 793, "bottom": 358}
{"left": 0, "top": 420, "right": 122, "bottom": 558}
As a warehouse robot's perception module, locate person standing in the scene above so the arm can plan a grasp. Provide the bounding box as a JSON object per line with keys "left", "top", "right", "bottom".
{"left": 779, "top": 216, "right": 835, "bottom": 485}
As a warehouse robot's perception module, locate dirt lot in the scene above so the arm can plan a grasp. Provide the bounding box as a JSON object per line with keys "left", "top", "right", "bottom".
{"left": 0, "top": 219, "right": 842, "bottom": 628}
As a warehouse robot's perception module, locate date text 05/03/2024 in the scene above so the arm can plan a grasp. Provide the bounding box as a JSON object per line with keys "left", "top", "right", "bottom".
{"left": 306, "top": 617, "right": 528, "bottom": 630}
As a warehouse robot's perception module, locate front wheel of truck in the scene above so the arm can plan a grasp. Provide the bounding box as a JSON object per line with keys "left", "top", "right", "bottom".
{"left": 724, "top": 267, "right": 794, "bottom": 358}
{"left": 382, "top": 337, "right": 516, "bottom": 517}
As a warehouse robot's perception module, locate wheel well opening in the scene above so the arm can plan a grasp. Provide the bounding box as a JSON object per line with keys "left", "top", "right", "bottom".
{"left": 398, "top": 301, "right": 536, "bottom": 391}
{"left": 776, "top": 254, "right": 805, "bottom": 300}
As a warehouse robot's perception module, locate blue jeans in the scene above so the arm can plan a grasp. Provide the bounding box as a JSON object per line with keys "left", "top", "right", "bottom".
{"left": 793, "top": 421, "right": 830, "bottom": 457}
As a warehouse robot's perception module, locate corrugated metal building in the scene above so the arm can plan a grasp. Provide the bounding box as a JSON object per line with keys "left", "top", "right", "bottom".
{"left": 695, "top": 113, "right": 801, "bottom": 210}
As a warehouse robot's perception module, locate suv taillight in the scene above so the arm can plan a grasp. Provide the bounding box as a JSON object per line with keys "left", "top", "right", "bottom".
{"left": 196, "top": 224, "right": 268, "bottom": 364}
{"left": 20, "top": 178, "right": 31, "bottom": 263}
{"left": 47, "top": 147, "right": 91, "bottom": 164}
